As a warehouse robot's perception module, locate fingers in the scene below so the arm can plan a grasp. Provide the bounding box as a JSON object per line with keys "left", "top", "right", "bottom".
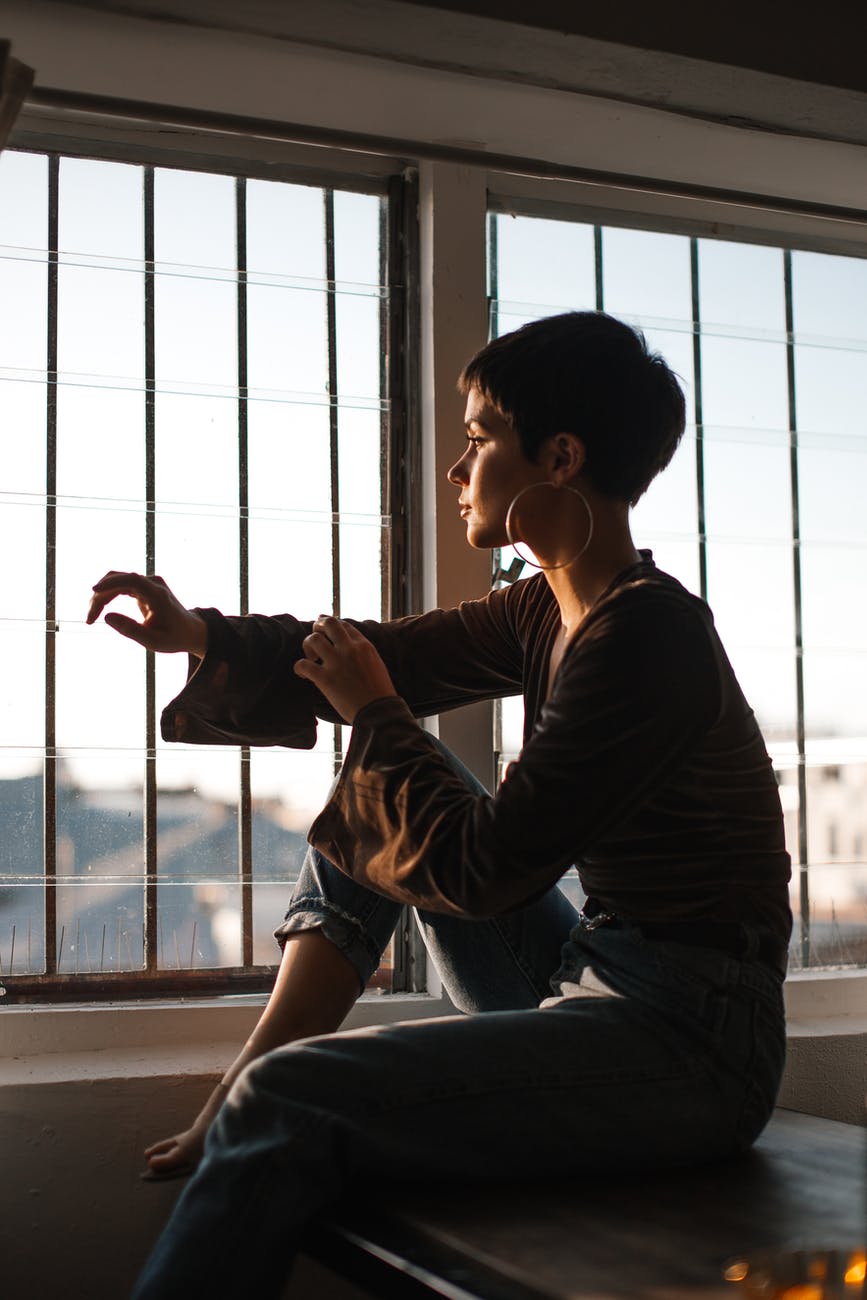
{"left": 311, "top": 614, "right": 364, "bottom": 644}
{"left": 103, "top": 611, "right": 150, "bottom": 645}
{"left": 304, "top": 616, "right": 365, "bottom": 646}
{"left": 300, "top": 616, "right": 351, "bottom": 665}
{"left": 87, "top": 571, "right": 163, "bottom": 624}
{"left": 144, "top": 1137, "right": 179, "bottom": 1159}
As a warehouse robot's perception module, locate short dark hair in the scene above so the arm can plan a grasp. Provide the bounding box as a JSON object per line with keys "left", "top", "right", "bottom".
{"left": 458, "top": 312, "right": 686, "bottom": 504}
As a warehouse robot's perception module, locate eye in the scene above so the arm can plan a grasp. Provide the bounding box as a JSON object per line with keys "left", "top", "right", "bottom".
{"left": 466, "top": 434, "right": 485, "bottom": 449}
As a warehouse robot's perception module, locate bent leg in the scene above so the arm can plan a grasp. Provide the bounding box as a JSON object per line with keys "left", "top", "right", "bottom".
{"left": 132, "top": 987, "right": 757, "bottom": 1300}
{"left": 278, "top": 735, "right": 582, "bottom": 1010}
{"left": 415, "top": 884, "right": 580, "bottom": 1011}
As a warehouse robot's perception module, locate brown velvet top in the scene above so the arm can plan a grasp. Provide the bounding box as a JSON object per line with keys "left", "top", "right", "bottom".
{"left": 162, "top": 555, "right": 792, "bottom": 943}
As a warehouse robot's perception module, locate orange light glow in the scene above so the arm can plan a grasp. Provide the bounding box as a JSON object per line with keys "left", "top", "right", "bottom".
{"left": 724, "top": 1261, "right": 750, "bottom": 1283}
{"left": 845, "top": 1252, "right": 866, "bottom": 1285}
{"left": 778, "top": 1287, "right": 823, "bottom": 1300}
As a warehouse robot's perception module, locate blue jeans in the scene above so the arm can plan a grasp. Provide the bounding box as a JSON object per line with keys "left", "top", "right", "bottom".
{"left": 132, "top": 747, "right": 786, "bottom": 1300}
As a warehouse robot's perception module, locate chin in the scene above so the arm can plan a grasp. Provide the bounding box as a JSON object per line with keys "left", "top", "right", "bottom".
{"left": 463, "top": 517, "right": 508, "bottom": 551}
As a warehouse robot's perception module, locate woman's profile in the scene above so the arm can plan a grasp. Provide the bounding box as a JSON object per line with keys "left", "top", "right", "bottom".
{"left": 87, "top": 311, "right": 791, "bottom": 1300}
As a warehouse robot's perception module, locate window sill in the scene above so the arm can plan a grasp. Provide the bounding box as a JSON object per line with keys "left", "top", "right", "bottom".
{"left": 0, "top": 989, "right": 454, "bottom": 1086}
{"left": 783, "top": 966, "right": 867, "bottom": 1022}
{"left": 3, "top": 975, "right": 864, "bottom": 1125}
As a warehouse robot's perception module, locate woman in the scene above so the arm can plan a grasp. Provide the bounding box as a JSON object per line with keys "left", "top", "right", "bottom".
{"left": 88, "top": 311, "right": 791, "bottom": 1299}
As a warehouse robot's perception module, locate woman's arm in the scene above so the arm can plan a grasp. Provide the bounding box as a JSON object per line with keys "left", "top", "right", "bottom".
{"left": 308, "top": 586, "right": 723, "bottom": 918}
{"left": 160, "top": 582, "right": 530, "bottom": 748}
{"left": 89, "top": 568, "right": 530, "bottom": 749}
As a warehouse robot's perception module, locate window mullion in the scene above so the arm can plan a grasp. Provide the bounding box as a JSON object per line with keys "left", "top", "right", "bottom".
{"left": 689, "top": 237, "right": 708, "bottom": 602}
{"left": 236, "top": 175, "right": 253, "bottom": 969}
{"left": 324, "top": 189, "right": 343, "bottom": 774}
{"left": 43, "top": 153, "right": 59, "bottom": 976}
{"left": 784, "top": 248, "right": 810, "bottom": 968}
{"left": 143, "top": 164, "right": 158, "bottom": 975}
{"left": 593, "top": 224, "right": 603, "bottom": 312}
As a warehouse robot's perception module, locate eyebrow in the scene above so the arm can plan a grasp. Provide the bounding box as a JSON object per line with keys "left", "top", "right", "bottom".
{"left": 464, "top": 416, "right": 491, "bottom": 431}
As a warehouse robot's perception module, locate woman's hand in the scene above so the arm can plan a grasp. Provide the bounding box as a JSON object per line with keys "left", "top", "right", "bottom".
{"left": 86, "top": 571, "right": 208, "bottom": 659}
{"left": 143, "top": 1123, "right": 207, "bottom": 1179}
{"left": 142, "top": 1077, "right": 232, "bottom": 1180}
{"left": 293, "top": 615, "right": 397, "bottom": 722}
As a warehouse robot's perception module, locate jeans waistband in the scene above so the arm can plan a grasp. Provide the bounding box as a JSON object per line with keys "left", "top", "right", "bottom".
{"left": 580, "top": 898, "right": 787, "bottom": 978}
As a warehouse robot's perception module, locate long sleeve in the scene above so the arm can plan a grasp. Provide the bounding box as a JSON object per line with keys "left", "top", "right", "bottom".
{"left": 160, "top": 583, "right": 530, "bottom": 748}
{"left": 308, "top": 585, "right": 724, "bottom": 918}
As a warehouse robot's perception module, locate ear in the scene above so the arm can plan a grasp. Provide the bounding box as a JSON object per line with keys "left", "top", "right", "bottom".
{"left": 544, "top": 433, "right": 586, "bottom": 484}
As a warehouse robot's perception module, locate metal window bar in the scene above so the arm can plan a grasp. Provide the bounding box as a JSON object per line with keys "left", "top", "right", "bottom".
{"left": 324, "top": 188, "right": 344, "bottom": 775}
{"left": 487, "top": 213, "right": 499, "bottom": 339}
{"left": 689, "top": 238, "right": 709, "bottom": 602}
{"left": 385, "top": 170, "right": 425, "bottom": 994}
{"left": 593, "top": 225, "right": 603, "bottom": 312}
{"left": 144, "top": 165, "right": 158, "bottom": 976}
{"left": 236, "top": 175, "right": 254, "bottom": 970}
{"left": 3, "top": 156, "right": 412, "bottom": 1002}
{"left": 43, "top": 152, "right": 59, "bottom": 977}
{"left": 783, "top": 248, "right": 810, "bottom": 968}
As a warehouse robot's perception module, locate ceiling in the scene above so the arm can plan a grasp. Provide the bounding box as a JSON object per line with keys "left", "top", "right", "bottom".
{"left": 395, "top": 0, "right": 867, "bottom": 93}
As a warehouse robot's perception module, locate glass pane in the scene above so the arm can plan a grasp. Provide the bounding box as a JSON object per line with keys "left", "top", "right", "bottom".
{"left": 247, "top": 178, "right": 325, "bottom": 281}
{"left": 154, "top": 169, "right": 237, "bottom": 396}
{"left": 797, "top": 762, "right": 867, "bottom": 969}
{"left": 0, "top": 763, "right": 44, "bottom": 975}
{"left": 156, "top": 748, "right": 241, "bottom": 970}
{"left": 631, "top": 326, "right": 698, "bottom": 593}
{"left": 0, "top": 150, "right": 47, "bottom": 382}
{"left": 601, "top": 227, "right": 692, "bottom": 325}
{"left": 58, "top": 158, "right": 144, "bottom": 388}
{"left": 697, "top": 239, "right": 785, "bottom": 335}
{"left": 791, "top": 249, "right": 867, "bottom": 344}
{"left": 493, "top": 212, "right": 596, "bottom": 314}
{"left": 55, "top": 751, "right": 144, "bottom": 974}
{"left": 248, "top": 514, "right": 333, "bottom": 620}
{"left": 338, "top": 405, "right": 384, "bottom": 619}
{"left": 334, "top": 190, "right": 382, "bottom": 405}
{"left": 56, "top": 515, "right": 144, "bottom": 758}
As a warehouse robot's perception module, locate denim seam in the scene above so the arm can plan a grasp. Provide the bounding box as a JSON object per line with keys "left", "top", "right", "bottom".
{"left": 332, "top": 1054, "right": 709, "bottom": 1121}
{"left": 485, "top": 914, "right": 557, "bottom": 1004}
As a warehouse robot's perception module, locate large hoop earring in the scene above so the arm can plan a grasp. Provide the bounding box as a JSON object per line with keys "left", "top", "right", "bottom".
{"left": 505, "top": 482, "right": 594, "bottom": 571}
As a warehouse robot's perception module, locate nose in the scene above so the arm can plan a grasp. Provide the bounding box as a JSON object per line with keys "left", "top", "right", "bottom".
{"left": 447, "top": 451, "right": 469, "bottom": 486}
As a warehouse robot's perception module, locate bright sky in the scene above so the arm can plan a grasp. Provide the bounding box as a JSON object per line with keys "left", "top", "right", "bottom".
{"left": 0, "top": 150, "right": 385, "bottom": 816}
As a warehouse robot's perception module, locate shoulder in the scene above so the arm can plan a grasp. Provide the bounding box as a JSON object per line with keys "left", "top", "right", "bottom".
{"left": 566, "top": 563, "right": 722, "bottom": 718}
{"left": 496, "top": 572, "right": 557, "bottom": 639}
{"left": 587, "top": 562, "right": 714, "bottom": 645}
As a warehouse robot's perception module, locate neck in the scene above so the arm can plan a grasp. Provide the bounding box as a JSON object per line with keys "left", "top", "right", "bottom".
{"left": 543, "top": 504, "right": 641, "bottom": 637}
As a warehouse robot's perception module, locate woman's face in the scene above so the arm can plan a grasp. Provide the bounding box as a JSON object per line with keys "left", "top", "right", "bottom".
{"left": 447, "top": 389, "right": 542, "bottom": 550}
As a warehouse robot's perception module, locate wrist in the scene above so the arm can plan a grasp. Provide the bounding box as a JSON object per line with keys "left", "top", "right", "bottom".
{"left": 186, "top": 611, "right": 208, "bottom": 659}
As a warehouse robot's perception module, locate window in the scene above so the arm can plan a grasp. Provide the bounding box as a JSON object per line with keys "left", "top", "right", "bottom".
{"left": 489, "top": 206, "right": 867, "bottom": 971}
{"left": 0, "top": 145, "right": 417, "bottom": 1000}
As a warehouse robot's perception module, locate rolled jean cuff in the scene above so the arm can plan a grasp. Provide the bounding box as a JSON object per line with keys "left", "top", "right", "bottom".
{"left": 273, "top": 898, "right": 384, "bottom": 990}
